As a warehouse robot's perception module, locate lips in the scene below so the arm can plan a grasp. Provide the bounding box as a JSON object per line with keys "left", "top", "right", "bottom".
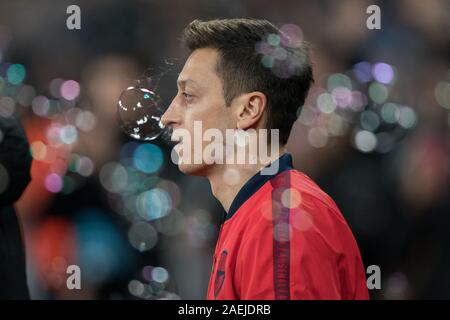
{"left": 171, "top": 136, "right": 182, "bottom": 145}
{"left": 171, "top": 136, "right": 183, "bottom": 155}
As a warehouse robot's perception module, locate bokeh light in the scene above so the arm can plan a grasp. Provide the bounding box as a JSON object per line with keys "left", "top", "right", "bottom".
{"left": 0, "top": 96, "right": 15, "bottom": 117}
{"left": 317, "top": 92, "right": 336, "bottom": 114}
{"left": 17, "top": 84, "right": 36, "bottom": 106}
{"left": 307, "top": 127, "right": 328, "bottom": 148}
{"left": 261, "top": 55, "right": 274, "bottom": 68}
{"left": 354, "top": 130, "right": 377, "bottom": 153}
{"left": 99, "top": 162, "right": 128, "bottom": 193}
{"left": 331, "top": 86, "right": 353, "bottom": 108}
{"left": 132, "top": 143, "right": 164, "bottom": 174}
{"left": 128, "top": 222, "right": 158, "bottom": 252}
{"left": 75, "top": 156, "right": 94, "bottom": 177}
{"left": 350, "top": 91, "right": 368, "bottom": 111}
{"left": 360, "top": 110, "right": 381, "bottom": 132}
{"left": 279, "top": 24, "right": 303, "bottom": 48}
{"left": 353, "top": 62, "right": 372, "bottom": 83}
{"left": 151, "top": 267, "right": 169, "bottom": 284}
{"left": 31, "top": 95, "right": 50, "bottom": 117}
{"left": 75, "top": 110, "right": 96, "bottom": 132}
{"left": 372, "top": 63, "right": 394, "bottom": 85}
{"left": 267, "top": 33, "right": 281, "bottom": 46}
{"left": 61, "top": 176, "right": 75, "bottom": 194}
{"left": 30, "top": 140, "right": 47, "bottom": 161}
{"left": 128, "top": 280, "right": 145, "bottom": 297}
{"left": 184, "top": 209, "right": 217, "bottom": 248}
{"left": 375, "top": 132, "right": 395, "bottom": 153}
{"left": 59, "top": 124, "right": 78, "bottom": 145}
{"left": 368, "top": 82, "right": 389, "bottom": 104}
{"left": 380, "top": 103, "right": 399, "bottom": 124}
{"left": 6, "top": 63, "right": 26, "bottom": 85}
{"left": 397, "top": 106, "right": 417, "bottom": 129}
{"left": 136, "top": 188, "right": 172, "bottom": 221}
{"left": 49, "top": 78, "right": 64, "bottom": 98}
{"left": 154, "top": 209, "right": 185, "bottom": 237}
{"left": 327, "top": 113, "right": 348, "bottom": 136}
{"left": 156, "top": 179, "right": 182, "bottom": 208}
{"left": 273, "top": 222, "right": 292, "bottom": 242}
{"left": 327, "top": 73, "right": 352, "bottom": 92}
{"left": 255, "top": 24, "right": 307, "bottom": 79}
{"left": 60, "top": 80, "right": 80, "bottom": 101}
{"left": 44, "top": 173, "right": 63, "bottom": 193}
{"left": 281, "top": 187, "right": 302, "bottom": 209}
{"left": 291, "top": 210, "right": 313, "bottom": 232}
{"left": 46, "top": 124, "right": 63, "bottom": 147}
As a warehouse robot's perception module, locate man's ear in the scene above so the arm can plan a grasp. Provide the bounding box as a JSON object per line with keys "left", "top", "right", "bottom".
{"left": 234, "top": 91, "right": 267, "bottom": 130}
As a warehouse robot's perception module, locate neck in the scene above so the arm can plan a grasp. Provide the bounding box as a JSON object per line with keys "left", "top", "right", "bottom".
{"left": 206, "top": 145, "right": 287, "bottom": 213}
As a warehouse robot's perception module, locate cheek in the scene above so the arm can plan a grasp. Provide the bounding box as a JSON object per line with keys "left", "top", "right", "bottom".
{"left": 199, "top": 99, "right": 231, "bottom": 129}
{"left": 180, "top": 108, "right": 195, "bottom": 133}
{"left": 211, "top": 108, "right": 233, "bottom": 131}
{"left": 181, "top": 93, "right": 231, "bottom": 133}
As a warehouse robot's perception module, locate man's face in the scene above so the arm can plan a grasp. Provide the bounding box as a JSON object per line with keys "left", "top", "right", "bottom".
{"left": 161, "top": 48, "right": 235, "bottom": 175}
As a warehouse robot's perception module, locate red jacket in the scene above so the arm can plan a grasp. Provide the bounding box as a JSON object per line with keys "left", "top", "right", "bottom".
{"left": 207, "top": 154, "right": 369, "bottom": 300}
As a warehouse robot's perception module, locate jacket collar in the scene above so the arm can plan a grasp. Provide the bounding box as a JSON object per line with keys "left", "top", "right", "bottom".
{"left": 224, "top": 153, "right": 293, "bottom": 221}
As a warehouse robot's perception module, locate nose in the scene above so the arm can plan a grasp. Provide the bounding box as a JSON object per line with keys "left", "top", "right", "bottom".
{"left": 161, "top": 97, "right": 180, "bottom": 129}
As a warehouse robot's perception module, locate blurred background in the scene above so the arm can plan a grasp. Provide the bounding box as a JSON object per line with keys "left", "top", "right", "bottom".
{"left": 0, "top": 0, "right": 449, "bottom": 299}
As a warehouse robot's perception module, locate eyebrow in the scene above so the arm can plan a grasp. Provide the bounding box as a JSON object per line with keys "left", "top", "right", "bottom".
{"left": 177, "top": 78, "right": 198, "bottom": 88}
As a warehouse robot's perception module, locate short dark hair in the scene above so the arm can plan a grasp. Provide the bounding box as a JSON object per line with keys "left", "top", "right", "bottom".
{"left": 182, "top": 18, "right": 314, "bottom": 145}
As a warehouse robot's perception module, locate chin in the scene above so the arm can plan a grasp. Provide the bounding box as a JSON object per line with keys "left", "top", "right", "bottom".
{"left": 177, "top": 162, "right": 209, "bottom": 176}
{"left": 173, "top": 146, "right": 210, "bottom": 176}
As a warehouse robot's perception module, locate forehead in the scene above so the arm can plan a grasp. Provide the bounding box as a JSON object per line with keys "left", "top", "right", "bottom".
{"left": 178, "top": 48, "right": 221, "bottom": 88}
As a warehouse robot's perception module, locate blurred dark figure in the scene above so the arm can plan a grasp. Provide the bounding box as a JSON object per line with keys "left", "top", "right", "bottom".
{"left": 0, "top": 117, "right": 32, "bottom": 299}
